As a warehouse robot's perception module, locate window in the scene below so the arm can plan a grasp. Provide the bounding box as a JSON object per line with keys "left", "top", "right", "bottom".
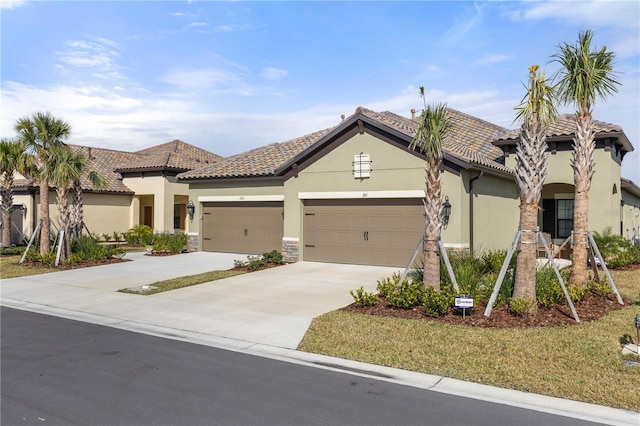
{"left": 174, "top": 204, "right": 182, "bottom": 230}
{"left": 556, "top": 199, "right": 574, "bottom": 239}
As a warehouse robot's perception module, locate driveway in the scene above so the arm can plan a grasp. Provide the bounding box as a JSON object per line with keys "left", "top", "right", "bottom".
{"left": 1, "top": 252, "right": 400, "bottom": 348}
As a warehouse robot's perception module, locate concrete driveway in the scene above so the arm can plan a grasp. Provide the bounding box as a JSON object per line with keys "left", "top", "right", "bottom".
{"left": 1, "top": 252, "right": 400, "bottom": 348}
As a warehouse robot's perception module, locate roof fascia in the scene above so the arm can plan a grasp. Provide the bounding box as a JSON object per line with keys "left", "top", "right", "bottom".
{"left": 621, "top": 177, "right": 640, "bottom": 198}
{"left": 178, "top": 175, "right": 285, "bottom": 184}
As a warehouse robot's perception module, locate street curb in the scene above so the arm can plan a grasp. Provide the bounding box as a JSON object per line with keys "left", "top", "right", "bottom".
{"left": 2, "top": 298, "right": 638, "bottom": 426}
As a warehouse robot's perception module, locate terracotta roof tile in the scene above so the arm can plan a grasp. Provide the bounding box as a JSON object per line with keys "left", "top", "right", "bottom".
{"left": 177, "top": 128, "right": 335, "bottom": 180}
{"left": 69, "top": 145, "right": 137, "bottom": 193}
{"left": 116, "top": 139, "right": 223, "bottom": 171}
{"left": 495, "top": 114, "right": 634, "bottom": 152}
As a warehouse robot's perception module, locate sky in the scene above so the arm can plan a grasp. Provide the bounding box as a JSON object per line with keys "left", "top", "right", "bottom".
{"left": 1, "top": 0, "right": 639, "bottom": 184}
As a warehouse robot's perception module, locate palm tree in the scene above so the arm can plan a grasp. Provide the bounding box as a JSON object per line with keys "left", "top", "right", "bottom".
{"left": 409, "top": 87, "right": 452, "bottom": 291}
{"left": 0, "top": 138, "right": 35, "bottom": 247}
{"left": 15, "top": 112, "right": 71, "bottom": 255}
{"left": 70, "top": 164, "right": 106, "bottom": 240}
{"left": 39, "top": 145, "right": 87, "bottom": 261}
{"left": 512, "top": 65, "right": 558, "bottom": 309}
{"left": 552, "top": 30, "right": 620, "bottom": 286}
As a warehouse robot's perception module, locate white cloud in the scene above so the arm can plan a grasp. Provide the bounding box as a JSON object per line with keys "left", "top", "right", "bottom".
{"left": 55, "top": 37, "right": 123, "bottom": 81}
{"left": 0, "top": 0, "right": 27, "bottom": 9}
{"left": 522, "top": 1, "right": 639, "bottom": 29}
{"left": 442, "top": 2, "right": 487, "bottom": 45}
{"left": 261, "top": 67, "right": 288, "bottom": 81}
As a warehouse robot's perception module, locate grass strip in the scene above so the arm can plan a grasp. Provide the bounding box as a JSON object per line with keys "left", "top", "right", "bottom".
{"left": 298, "top": 269, "right": 640, "bottom": 411}
{"left": 0, "top": 255, "right": 58, "bottom": 279}
{"left": 118, "top": 270, "right": 245, "bottom": 295}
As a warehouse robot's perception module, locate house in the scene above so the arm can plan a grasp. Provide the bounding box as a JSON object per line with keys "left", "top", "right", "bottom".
{"left": 5, "top": 140, "right": 222, "bottom": 246}
{"left": 177, "top": 107, "right": 639, "bottom": 268}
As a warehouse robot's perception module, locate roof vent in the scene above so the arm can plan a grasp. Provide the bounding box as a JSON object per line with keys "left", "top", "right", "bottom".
{"left": 341, "top": 114, "right": 345, "bottom": 121}
{"left": 411, "top": 109, "right": 416, "bottom": 121}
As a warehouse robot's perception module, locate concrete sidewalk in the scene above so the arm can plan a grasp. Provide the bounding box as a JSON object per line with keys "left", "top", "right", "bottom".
{"left": 2, "top": 252, "right": 638, "bottom": 425}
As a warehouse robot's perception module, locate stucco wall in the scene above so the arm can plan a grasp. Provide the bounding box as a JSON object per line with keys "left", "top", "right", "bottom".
{"left": 284, "top": 132, "right": 467, "bottom": 258}
{"left": 622, "top": 188, "right": 640, "bottom": 243}
{"left": 187, "top": 179, "right": 285, "bottom": 249}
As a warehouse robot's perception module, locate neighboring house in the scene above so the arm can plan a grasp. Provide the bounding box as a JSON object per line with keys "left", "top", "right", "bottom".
{"left": 177, "top": 107, "right": 638, "bottom": 268}
{"left": 7, "top": 140, "right": 222, "bottom": 245}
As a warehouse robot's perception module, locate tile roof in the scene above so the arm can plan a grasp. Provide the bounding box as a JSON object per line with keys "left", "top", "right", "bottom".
{"left": 14, "top": 141, "right": 223, "bottom": 193}
{"left": 115, "top": 139, "right": 224, "bottom": 172}
{"left": 177, "top": 128, "right": 336, "bottom": 180}
{"left": 178, "top": 106, "right": 512, "bottom": 181}
{"left": 495, "top": 114, "right": 634, "bottom": 152}
{"left": 356, "top": 107, "right": 511, "bottom": 173}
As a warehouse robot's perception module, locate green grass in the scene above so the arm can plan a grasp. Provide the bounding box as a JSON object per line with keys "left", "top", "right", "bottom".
{"left": 118, "top": 270, "right": 245, "bottom": 295}
{"left": 298, "top": 269, "right": 640, "bottom": 411}
{"left": 0, "top": 255, "right": 58, "bottom": 279}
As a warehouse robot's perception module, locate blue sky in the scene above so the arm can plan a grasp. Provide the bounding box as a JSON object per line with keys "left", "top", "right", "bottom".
{"left": 1, "top": 0, "right": 639, "bottom": 184}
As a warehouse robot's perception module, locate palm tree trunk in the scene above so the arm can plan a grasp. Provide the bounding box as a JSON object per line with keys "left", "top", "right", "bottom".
{"left": 570, "top": 113, "right": 595, "bottom": 287}
{"left": 1, "top": 186, "right": 12, "bottom": 248}
{"left": 39, "top": 179, "right": 50, "bottom": 255}
{"left": 513, "top": 203, "right": 538, "bottom": 302}
{"left": 423, "top": 159, "right": 443, "bottom": 291}
{"left": 56, "top": 187, "right": 70, "bottom": 262}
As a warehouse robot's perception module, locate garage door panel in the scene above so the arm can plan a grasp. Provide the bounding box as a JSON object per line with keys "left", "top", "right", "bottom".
{"left": 202, "top": 202, "right": 283, "bottom": 254}
{"left": 303, "top": 199, "right": 424, "bottom": 267}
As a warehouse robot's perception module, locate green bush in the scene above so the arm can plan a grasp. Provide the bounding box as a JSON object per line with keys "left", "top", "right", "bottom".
{"left": 535, "top": 267, "right": 564, "bottom": 308}
{"left": 112, "top": 231, "right": 121, "bottom": 242}
{"left": 447, "top": 251, "right": 488, "bottom": 298}
{"left": 567, "top": 283, "right": 590, "bottom": 304}
{"left": 125, "top": 225, "right": 153, "bottom": 246}
{"left": 423, "top": 285, "right": 455, "bottom": 317}
{"left": 150, "top": 232, "right": 186, "bottom": 254}
{"left": 593, "top": 227, "right": 629, "bottom": 262}
{"left": 376, "top": 272, "right": 402, "bottom": 298}
{"left": 387, "top": 279, "right": 425, "bottom": 309}
{"left": 481, "top": 249, "right": 512, "bottom": 274}
{"left": 350, "top": 286, "right": 378, "bottom": 307}
{"left": 71, "top": 235, "right": 109, "bottom": 261}
{"left": 589, "top": 279, "right": 612, "bottom": 296}
{"left": 509, "top": 297, "right": 537, "bottom": 319}
{"left": 0, "top": 246, "right": 24, "bottom": 256}
{"left": 263, "top": 250, "right": 283, "bottom": 265}
{"left": 246, "top": 255, "right": 267, "bottom": 271}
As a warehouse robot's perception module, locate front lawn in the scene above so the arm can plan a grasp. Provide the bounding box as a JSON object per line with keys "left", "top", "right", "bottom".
{"left": 298, "top": 268, "right": 640, "bottom": 411}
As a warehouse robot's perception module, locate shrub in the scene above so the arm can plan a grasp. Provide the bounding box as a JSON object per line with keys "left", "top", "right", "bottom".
{"left": 0, "top": 246, "right": 24, "bottom": 256}
{"left": 566, "top": 283, "right": 590, "bottom": 304}
{"left": 423, "top": 285, "right": 455, "bottom": 317}
{"left": 386, "top": 279, "right": 424, "bottom": 309}
{"left": 481, "top": 250, "right": 511, "bottom": 274}
{"left": 535, "top": 267, "right": 564, "bottom": 308}
{"left": 376, "top": 272, "right": 402, "bottom": 298}
{"left": 234, "top": 258, "right": 248, "bottom": 268}
{"left": 589, "top": 279, "right": 612, "bottom": 296}
{"left": 447, "top": 251, "right": 488, "bottom": 298}
{"left": 350, "top": 286, "right": 378, "bottom": 307}
{"left": 112, "top": 231, "right": 121, "bottom": 242}
{"left": 509, "top": 297, "right": 537, "bottom": 319}
{"left": 246, "top": 255, "right": 267, "bottom": 271}
{"left": 125, "top": 225, "right": 153, "bottom": 246}
{"left": 263, "top": 250, "right": 283, "bottom": 265}
{"left": 71, "top": 235, "right": 109, "bottom": 261}
{"left": 101, "top": 233, "right": 111, "bottom": 242}
{"left": 593, "top": 227, "right": 629, "bottom": 262}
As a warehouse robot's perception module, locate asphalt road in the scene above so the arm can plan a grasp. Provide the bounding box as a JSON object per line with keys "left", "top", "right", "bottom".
{"left": 1, "top": 307, "right": 605, "bottom": 426}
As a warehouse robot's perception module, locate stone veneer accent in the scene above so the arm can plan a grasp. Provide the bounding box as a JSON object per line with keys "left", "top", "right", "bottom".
{"left": 282, "top": 238, "right": 299, "bottom": 263}
{"left": 187, "top": 233, "right": 199, "bottom": 253}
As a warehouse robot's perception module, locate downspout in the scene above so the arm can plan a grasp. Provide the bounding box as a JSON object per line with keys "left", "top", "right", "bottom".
{"left": 469, "top": 171, "right": 483, "bottom": 255}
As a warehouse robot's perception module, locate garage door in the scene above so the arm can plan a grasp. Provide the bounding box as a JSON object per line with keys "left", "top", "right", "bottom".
{"left": 303, "top": 199, "right": 424, "bottom": 267}
{"left": 202, "top": 202, "right": 283, "bottom": 254}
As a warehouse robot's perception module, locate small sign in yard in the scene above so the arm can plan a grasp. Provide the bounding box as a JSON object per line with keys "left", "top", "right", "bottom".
{"left": 455, "top": 296, "right": 474, "bottom": 308}
{"left": 455, "top": 296, "right": 474, "bottom": 319}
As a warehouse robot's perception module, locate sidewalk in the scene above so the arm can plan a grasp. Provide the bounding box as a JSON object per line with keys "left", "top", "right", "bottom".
{"left": 2, "top": 252, "right": 638, "bottom": 426}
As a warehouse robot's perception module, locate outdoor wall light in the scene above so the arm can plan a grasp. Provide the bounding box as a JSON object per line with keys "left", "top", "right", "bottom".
{"left": 187, "top": 201, "right": 195, "bottom": 221}
{"left": 442, "top": 196, "right": 452, "bottom": 226}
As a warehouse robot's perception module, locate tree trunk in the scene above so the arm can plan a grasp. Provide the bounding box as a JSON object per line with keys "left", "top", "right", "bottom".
{"left": 570, "top": 113, "right": 594, "bottom": 287}
{"left": 422, "top": 159, "right": 443, "bottom": 291}
{"left": 1, "top": 193, "right": 11, "bottom": 248}
{"left": 39, "top": 179, "right": 50, "bottom": 255}
{"left": 513, "top": 203, "right": 538, "bottom": 303}
{"left": 56, "top": 187, "right": 70, "bottom": 262}
{"left": 571, "top": 190, "right": 589, "bottom": 286}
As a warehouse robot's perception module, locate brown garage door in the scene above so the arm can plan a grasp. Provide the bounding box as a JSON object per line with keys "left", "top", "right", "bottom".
{"left": 303, "top": 199, "right": 424, "bottom": 267}
{"left": 202, "top": 202, "right": 283, "bottom": 254}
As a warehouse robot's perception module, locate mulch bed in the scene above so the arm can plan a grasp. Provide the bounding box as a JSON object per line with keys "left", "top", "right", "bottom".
{"left": 230, "top": 263, "right": 285, "bottom": 273}
{"left": 342, "top": 292, "right": 628, "bottom": 328}
{"left": 20, "top": 257, "right": 130, "bottom": 270}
